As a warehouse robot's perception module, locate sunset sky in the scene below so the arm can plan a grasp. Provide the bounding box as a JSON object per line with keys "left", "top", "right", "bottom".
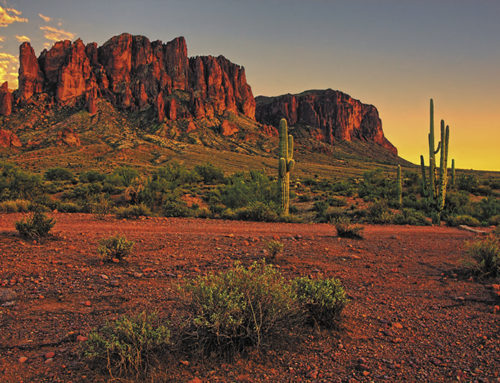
{"left": 0, "top": 0, "right": 498, "bottom": 171}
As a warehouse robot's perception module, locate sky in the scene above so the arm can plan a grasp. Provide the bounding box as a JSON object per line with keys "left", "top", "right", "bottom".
{"left": 0, "top": 0, "right": 498, "bottom": 171}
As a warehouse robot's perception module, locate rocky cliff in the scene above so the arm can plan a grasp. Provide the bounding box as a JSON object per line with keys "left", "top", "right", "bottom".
{"left": 9, "top": 33, "right": 255, "bottom": 122}
{"left": 0, "top": 34, "right": 397, "bottom": 157}
{"left": 256, "top": 89, "right": 397, "bottom": 154}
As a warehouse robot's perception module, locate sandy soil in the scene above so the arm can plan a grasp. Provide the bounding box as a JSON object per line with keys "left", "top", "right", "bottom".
{"left": 0, "top": 213, "right": 498, "bottom": 382}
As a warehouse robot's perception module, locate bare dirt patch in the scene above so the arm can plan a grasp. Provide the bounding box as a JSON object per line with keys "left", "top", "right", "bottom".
{"left": 0, "top": 213, "right": 498, "bottom": 382}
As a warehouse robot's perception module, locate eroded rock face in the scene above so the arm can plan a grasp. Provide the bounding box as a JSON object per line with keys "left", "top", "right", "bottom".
{"left": 18, "top": 42, "right": 44, "bottom": 102}
{"left": 256, "top": 89, "right": 397, "bottom": 154}
{"left": 15, "top": 34, "right": 255, "bottom": 122}
{"left": 57, "top": 127, "right": 81, "bottom": 147}
{"left": 0, "top": 129, "right": 22, "bottom": 148}
{"left": 0, "top": 82, "right": 13, "bottom": 116}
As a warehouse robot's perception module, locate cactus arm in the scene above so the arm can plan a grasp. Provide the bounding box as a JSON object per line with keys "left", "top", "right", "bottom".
{"left": 396, "top": 164, "right": 402, "bottom": 207}
{"left": 278, "top": 118, "right": 294, "bottom": 216}
{"left": 434, "top": 141, "right": 441, "bottom": 154}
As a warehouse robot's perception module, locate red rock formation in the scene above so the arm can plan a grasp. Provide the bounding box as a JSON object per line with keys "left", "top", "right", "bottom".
{"left": 220, "top": 120, "right": 238, "bottom": 136}
{"left": 18, "top": 42, "right": 44, "bottom": 102}
{"left": 13, "top": 34, "right": 255, "bottom": 125}
{"left": 57, "top": 127, "right": 81, "bottom": 147}
{"left": 0, "top": 82, "right": 13, "bottom": 116}
{"left": 255, "top": 89, "right": 397, "bottom": 154}
{"left": 0, "top": 129, "right": 22, "bottom": 147}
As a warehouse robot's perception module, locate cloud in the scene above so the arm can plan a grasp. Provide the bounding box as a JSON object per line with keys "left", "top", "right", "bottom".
{"left": 38, "top": 13, "right": 51, "bottom": 23}
{"left": 0, "top": 36, "right": 4, "bottom": 42}
{"left": 15, "top": 35, "right": 30, "bottom": 43}
{"left": 40, "top": 25, "right": 75, "bottom": 42}
{"left": 0, "top": 6, "right": 28, "bottom": 27}
{"left": 43, "top": 42, "right": 51, "bottom": 49}
{"left": 0, "top": 51, "right": 19, "bottom": 88}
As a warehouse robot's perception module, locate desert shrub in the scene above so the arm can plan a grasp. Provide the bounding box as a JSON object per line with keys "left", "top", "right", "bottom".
{"left": 116, "top": 204, "right": 152, "bottom": 219}
{"left": 83, "top": 312, "right": 171, "bottom": 378}
{"left": 234, "top": 201, "right": 279, "bottom": 222}
{"left": 112, "top": 166, "right": 140, "bottom": 187}
{"left": 327, "top": 196, "right": 347, "bottom": 207}
{"left": 98, "top": 235, "right": 135, "bottom": 261}
{"left": 220, "top": 170, "right": 278, "bottom": 209}
{"left": 182, "top": 261, "right": 299, "bottom": 356}
{"left": 446, "top": 215, "right": 481, "bottom": 227}
{"left": 90, "top": 196, "right": 114, "bottom": 219}
{"left": 393, "top": 208, "right": 430, "bottom": 226}
{"left": 44, "top": 167, "right": 75, "bottom": 181}
{"left": 358, "top": 169, "right": 395, "bottom": 201}
{"left": 0, "top": 163, "right": 43, "bottom": 201}
{"left": 489, "top": 215, "right": 500, "bottom": 226}
{"left": 266, "top": 240, "right": 284, "bottom": 260}
{"left": 15, "top": 211, "right": 55, "bottom": 240}
{"left": 330, "top": 180, "right": 356, "bottom": 197}
{"left": 463, "top": 236, "right": 499, "bottom": 278}
{"left": 334, "top": 218, "right": 364, "bottom": 239}
{"left": 457, "top": 174, "right": 479, "bottom": 193}
{"left": 79, "top": 170, "right": 106, "bottom": 183}
{"left": 55, "top": 201, "right": 82, "bottom": 213}
{"left": 292, "top": 277, "right": 347, "bottom": 328}
{"left": 365, "top": 200, "right": 393, "bottom": 224}
{"left": 0, "top": 199, "right": 31, "bottom": 212}
{"left": 194, "top": 162, "right": 225, "bottom": 184}
{"left": 478, "top": 196, "right": 500, "bottom": 221}
{"left": 66, "top": 183, "right": 104, "bottom": 200}
{"left": 162, "top": 195, "right": 191, "bottom": 217}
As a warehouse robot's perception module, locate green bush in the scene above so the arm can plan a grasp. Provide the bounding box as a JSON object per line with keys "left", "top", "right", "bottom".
{"left": 98, "top": 235, "right": 135, "bottom": 261}
{"left": 292, "top": 276, "right": 347, "bottom": 328}
{"left": 0, "top": 199, "right": 31, "bottom": 212}
{"left": 79, "top": 170, "right": 106, "bottom": 183}
{"left": 112, "top": 166, "right": 140, "bottom": 187}
{"left": 116, "top": 204, "right": 152, "bottom": 219}
{"left": 235, "top": 201, "right": 279, "bottom": 222}
{"left": 83, "top": 312, "right": 171, "bottom": 378}
{"left": 463, "top": 236, "right": 499, "bottom": 278}
{"left": 220, "top": 170, "right": 278, "bottom": 209}
{"left": 15, "top": 211, "right": 55, "bottom": 240}
{"left": 334, "top": 219, "right": 364, "bottom": 239}
{"left": 194, "top": 162, "right": 225, "bottom": 184}
{"left": 446, "top": 215, "right": 481, "bottom": 227}
{"left": 44, "top": 167, "right": 75, "bottom": 181}
{"left": 0, "top": 162, "right": 43, "bottom": 201}
{"left": 55, "top": 201, "right": 83, "bottom": 213}
{"left": 393, "top": 208, "right": 430, "bottom": 226}
{"left": 182, "top": 261, "right": 299, "bottom": 355}
{"left": 266, "top": 240, "right": 284, "bottom": 261}
{"left": 365, "top": 201, "right": 393, "bottom": 224}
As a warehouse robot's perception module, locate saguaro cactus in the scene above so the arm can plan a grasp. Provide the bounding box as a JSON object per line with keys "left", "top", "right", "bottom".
{"left": 428, "top": 99, "right": 436, "bottom": 201}
{"left": 451, "top": 159, "right": 455, "bottom": 188}
{"left": 396, "top": 164, "right": 402, "bottom": 207}
{"left": 436, "top": 121, "right": 450, "bottom": 217}
{"left": 420, "top": 155, "right": 427, "bottom": 196}
{"left": 278, "top": 118, "right": 294, "bottom": 216}
{"left": 421, "top": 99, "right": 451, "bottom": 224}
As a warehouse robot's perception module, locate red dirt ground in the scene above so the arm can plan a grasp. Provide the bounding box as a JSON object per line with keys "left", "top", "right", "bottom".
{"left": 0, "top": 213, "right": 498, "bottom": 382}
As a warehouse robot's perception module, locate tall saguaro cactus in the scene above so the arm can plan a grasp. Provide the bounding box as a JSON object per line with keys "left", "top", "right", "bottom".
{"left": 396, "top": 164, "right": 402, "bottom": 207}
{"left": 420, "top": 155, "right": 427, "bottom": 196}
{"left": 436, "top": 121, "right": 450, "bottom": 218}
{"left": 420, "top": 99, "right": 451, "bottom": 224}
{"left": 278, "top": 118, "right": 295, "bottom": 216}
{"left": 451, "top": 159, "right": 456, "bottom": 188}
{"left": 428, "top": 99, "right": 436, "bottom": 201}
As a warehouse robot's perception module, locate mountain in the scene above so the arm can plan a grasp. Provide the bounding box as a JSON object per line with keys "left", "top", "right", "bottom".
{"left": 256, "top": 90, "right": 397, "bottom": 155}
{"left": 0, "top": 33, "right": 398, "bottom": 168}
